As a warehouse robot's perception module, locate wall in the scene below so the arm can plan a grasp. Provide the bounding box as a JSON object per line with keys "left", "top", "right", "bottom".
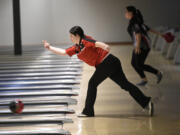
{"left": 0, "top": 0, "right": 179, "bottom": 46}
{"left": 20, "top": 0, "right": 53, "bottom": 45}
{"left": 51, "top": 0, "right": 180, "bottom": 44}
{"left": 0, "top": 0, "right": 13, "bottom": 46}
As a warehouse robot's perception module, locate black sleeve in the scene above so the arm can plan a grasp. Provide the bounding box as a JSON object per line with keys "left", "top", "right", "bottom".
{"left": 143, "top": 24, "right": 151, "bottom": 32}
{"left": 133, "top": 23, "right": 142, "bottom": 34}
{"left": 133, "top": 23, "right": 151, "bottom": 34}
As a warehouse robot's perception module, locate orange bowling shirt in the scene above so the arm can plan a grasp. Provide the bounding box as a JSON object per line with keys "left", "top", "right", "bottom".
{"left": 66, "top": 36, "right": 108, "bottom": 67}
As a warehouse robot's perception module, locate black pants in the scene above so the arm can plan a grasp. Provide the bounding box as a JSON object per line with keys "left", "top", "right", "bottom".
{"left": 82, "top": 54, "right": 151, "bottom": 116}
{"left": 131, "top": 49, "right": 158, "bottom": 79}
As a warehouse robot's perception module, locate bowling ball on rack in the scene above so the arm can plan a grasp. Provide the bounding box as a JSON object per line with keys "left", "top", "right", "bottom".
{"left": 9, "top": 99, "right": 24, "bottom": 114}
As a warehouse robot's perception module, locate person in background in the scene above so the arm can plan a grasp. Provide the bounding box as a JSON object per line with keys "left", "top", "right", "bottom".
{"left": 125, "top": 6, "right": 163, "bottom": 86}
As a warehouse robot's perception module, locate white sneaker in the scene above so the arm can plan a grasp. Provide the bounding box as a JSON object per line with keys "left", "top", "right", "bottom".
{"left": 77, "top": 113, "right": 89, "bottom": 117}
{"left": 148, "top": 101, "right": 154, "bottom": 117}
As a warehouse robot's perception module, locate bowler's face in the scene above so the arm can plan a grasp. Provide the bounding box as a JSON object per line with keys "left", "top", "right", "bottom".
{"left": 125, "top": 10, "right": 133, "bottom": 20}
{"left": 70, "top": 34, "right": 77, "bottom": 44}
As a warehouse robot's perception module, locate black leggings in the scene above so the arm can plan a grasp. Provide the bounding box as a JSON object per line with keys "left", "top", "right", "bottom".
{"left": 82, "top": 54, "right": 151, "bottom": 116}
{"left": 131, "top": 49, "right": 158, "bottom": 79}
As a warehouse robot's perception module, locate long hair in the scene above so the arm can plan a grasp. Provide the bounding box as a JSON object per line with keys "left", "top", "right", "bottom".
{"left": 69, "top": 26, "right": 85, "bottom": 38}
{"left": 126, "top": 6, "right": 144, "bottom": 24}
{"left": 126, "top": 6, "right": 149, "bottom": 37}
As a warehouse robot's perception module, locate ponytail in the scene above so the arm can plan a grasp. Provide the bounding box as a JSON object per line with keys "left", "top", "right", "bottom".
{"left": 126, "top": 6, "right": 144, "bottom": 24}
{"left": 135, "top": 9, "right": 144, "bottom": 24}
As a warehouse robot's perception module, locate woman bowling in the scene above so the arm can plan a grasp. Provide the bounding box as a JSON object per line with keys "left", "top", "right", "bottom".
{"left": 43, "top": 26, "right": 154, "bottom": 117}
{"left": 125, "top": 6, "right": 163, "bottom": 86}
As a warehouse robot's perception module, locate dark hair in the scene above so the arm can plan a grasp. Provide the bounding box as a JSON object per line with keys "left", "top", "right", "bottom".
{"left": 69, "top": 26, "right": 85, "bottom": 38}
{"left": 126, "top": 6, "right": 144, "bottom": 24}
